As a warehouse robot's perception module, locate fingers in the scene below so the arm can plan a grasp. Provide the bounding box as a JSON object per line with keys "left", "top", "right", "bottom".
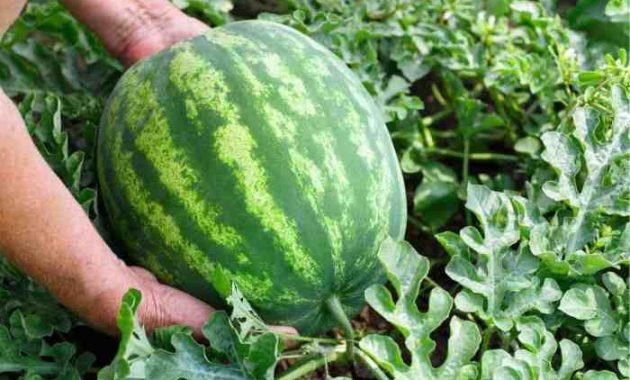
{"left": 269, "top": 325, "right": 299, "bottom": 336}
{"left": 128, "top": 266, "right": 299, "bottom": 344}
{"left": 59, "top": 0, "right": 209, "bottom": 66}
{"left": 270, "top": 325, "right": 299, "bottom": 349}
{"left": 0, "top": 0, "right": 26, "bottom": 36}
{"left": 138, "top": 281, "right": 214, "bottom": 339}
{"left": 129, "top": 266, "right": 157, "bottom": 282}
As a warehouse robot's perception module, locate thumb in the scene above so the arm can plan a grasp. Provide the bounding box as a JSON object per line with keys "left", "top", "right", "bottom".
{"left": 139, "top": 282, "right": 214, "bottom": 339}
{"left": 0, "top": 0, "right": 27, "bottom": 37}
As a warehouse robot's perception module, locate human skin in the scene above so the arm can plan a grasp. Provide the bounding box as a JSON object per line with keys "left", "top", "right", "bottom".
{"left": 0, "top": 0, "right": 296, "bottom": 338}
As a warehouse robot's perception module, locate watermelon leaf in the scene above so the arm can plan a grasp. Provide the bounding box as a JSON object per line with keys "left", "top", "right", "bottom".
{"left": 203, "top": 311, "right": 281, "bottom": 380}
{"left": 100, "top": 286, "right": 283, "bottom": 380}
{"left": 146, "top": 331, "right": 245, "bottom": 380}
{"left": 559, "top": 272, "right": 630, "bottom": 377}
{"left": 0, "top": 258, "right": 94, "bottom": 379}
{"left": 359, "top": 238, "right": 481, "bottom": 380}
{"left": 442, "top": 185, "right": 562, "bottom": 331}
{"left": 530, "top": 85, "right": 630, "bottom": 274}
{"left": 97, "top": 289, "right": 156, "bottom": 380}
{"left": 480, "top": 316, "right": 584, "bottom": 380}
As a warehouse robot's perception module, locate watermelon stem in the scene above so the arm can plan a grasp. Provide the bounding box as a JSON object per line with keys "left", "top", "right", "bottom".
{"left": 278, "top": 345, "right": 345, "bottom": 380}
{"left": 325, "top": 296, "right": 355, "bottom": 359}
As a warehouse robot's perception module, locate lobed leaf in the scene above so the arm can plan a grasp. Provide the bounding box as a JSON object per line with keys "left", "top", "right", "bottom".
{"left": 359, "top": 238, "right": 481, "bottom": 380}
{"left": 559, "top": 272, "right": 630, "bottom": 377}
{"left": 441, "top": 185, "right": 561, "bottom": 331}
{"left": 480, "top": 317, "right": 584, "bottom": 380}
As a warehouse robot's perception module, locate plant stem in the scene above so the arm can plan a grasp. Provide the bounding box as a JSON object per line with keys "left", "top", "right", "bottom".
{"left": 277, "top": 347, "right": 345, "bottom": 380}
{"left": 421, "top": 108, "right": 452, "bottom": 127}
{"left": 274, "top": 332, "right": 340, "bottom": 345}
{"left": 326, "top": 296, "right": 355, "bottom": 359}
{"left": 423, "top": 148, "right": 518, "bottom": 161}
{"left": 432, "top": 129, "right": 458, "bottom": 138}
{"left": 421, "top": 122, "right": 436, "bottom": 148}
{"left": 421, "top": 108, "right": 452, "bottom": 148}
{"left": 431, "top": 83, "right": 448, "bottom": 106}
{"left": 423, "top": 276, "right": 440, "bottom": 289}
{"left": 462, "top": 138, "right": 472, "bottom": 225}
{"left": 407, "top": 216, "right": 433, "bottom": 234}
{"left": 480, "top": 326, "right": 496, "bottom": 354}
{"left": 356, "top": 349, "right": 390, "bottom": 380}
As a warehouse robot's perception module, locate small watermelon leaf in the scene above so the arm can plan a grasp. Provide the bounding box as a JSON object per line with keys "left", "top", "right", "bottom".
{"left": 559, "top": 272, "right": 630, "bottom": 377}
{"left": 222, "top": 283, "right": 286, "bottom": 379}
{"left": 98, "top": 289, "right": 154, "bottom": 380}
{"left": 146, "top": 329, "right": 245, "bottom": 380}
{"left": 226, "top": 283, "right": 274, "bottom": 341}
{"left": 480, "top": 316, "right": 585, "bottom": 380}
{"left": 100, "top": 285, "right": 288, "bottom": 380}
{"left": 441, "top": 185, "right": 562, "bottom": 331}
{"left": 204, "top": 285, "right": 284, "bottom": 380}
{"left": 531, "top": 85, "right": 630, "bottom": 274}
{"left": 359, "top": 238, "right": 482, "bottom": 380}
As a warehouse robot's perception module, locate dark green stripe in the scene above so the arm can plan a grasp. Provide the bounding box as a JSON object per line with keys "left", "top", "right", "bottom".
{"left": 189, "top": 34, "right": 339, "bottom": 292}
{"left": 224, "top": 22, "right": 392, "bottom": 290}
{"left": 99, "top": 61, "right": 221, "bottom": 304}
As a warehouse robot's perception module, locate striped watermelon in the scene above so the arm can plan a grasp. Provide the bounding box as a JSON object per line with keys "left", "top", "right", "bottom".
{"left": 97, "top": 20, "right": 406, "bottom": 334}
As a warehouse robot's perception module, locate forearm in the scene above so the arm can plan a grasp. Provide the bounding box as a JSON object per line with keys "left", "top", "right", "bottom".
{"left": 0, "top": 92, "right": 135, "bottom": 333}
{"left": 60, "top": 0, "right": 208, "bottom": 66}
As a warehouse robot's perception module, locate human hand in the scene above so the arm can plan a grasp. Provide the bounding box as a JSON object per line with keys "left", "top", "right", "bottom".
{"left": 0, "top": 0, "right": 27, "bottom": 36}
{"left": 1, "top": 3, "right": 297, "bottom": 339}
{"left": 120, "top": 267, "right": 297, "bottom": 339}
{"left": 1, "top": 92, "right": 296, "bottom": 337}
{"left": 60, "top": 0, "right": 209, "bottom": 66}
{"left": 1, "top": 0, "right": 207, "bottom": 66}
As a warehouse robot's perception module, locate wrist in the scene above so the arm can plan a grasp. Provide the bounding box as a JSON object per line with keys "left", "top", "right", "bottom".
{"left": 70, "top": 257, "right": 140, "bottom": 334}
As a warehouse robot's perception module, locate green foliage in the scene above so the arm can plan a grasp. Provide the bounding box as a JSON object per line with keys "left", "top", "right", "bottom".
{"left": 480, "top": 316, "right": 585, "bottom": 379}
{"left": 0, "top": 258, "right": 95, "bottom": 379}
{"left": 0, "top": 0, "right": 629, "bottom": 378}
{"left": 99, "top": 286, "right": 284, "bottom": 380}
{"left": 566, "top": 0, "right": 630, "bottom": 61}
{"left": 442, "top": 185, "right": 563, "bottom": 331}
{"left": 0, "top": 0, "right": 121, "bottom": 98}
{"left": 531, "top": 85, "right": 630, "bottom": 274}
{"left": 359, "top": 239, "right": 481, "bottom": 379}
{"left": 559, "top": 272, "right": 630, "bottom": 377}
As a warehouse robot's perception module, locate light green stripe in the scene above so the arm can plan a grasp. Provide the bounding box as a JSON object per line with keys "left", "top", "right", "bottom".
{"left": 114, "top": 75, "right": 278, "bottom": 301}
{"left": 333, "top": 91, "right": 392, "bottom": 234}
{"left": 99, "top": 93, "right": 124, "bottom": 218}
{"left": 264, "top": 105, "right": 345, "bottom": 275}
{"left": 144, "top": 254, "right": 177, "bottom": 284}
{"left": 214, "top": 122, "right": 321, "bottom": 285}
{"left": 215, "top": 34, "right": 348, "bottom": 277}
{"left": 127, "top": 79, "right": 243, "bottom": 251}
{"left": 212, "top": 31, "right": 317, "bottom": 116}
{"left": 169, "top": 44, "right": 322, "bottom": 285}
{"left": 236, "top": 24, "right": 396, "bottom": 269}
{"left": 109, "top": 125, "right": 219, "bottom": 286}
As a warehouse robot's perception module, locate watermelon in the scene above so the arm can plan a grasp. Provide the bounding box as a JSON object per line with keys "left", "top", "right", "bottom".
{"left": 97, "top": 20, "right": 406, "bottom": 334}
